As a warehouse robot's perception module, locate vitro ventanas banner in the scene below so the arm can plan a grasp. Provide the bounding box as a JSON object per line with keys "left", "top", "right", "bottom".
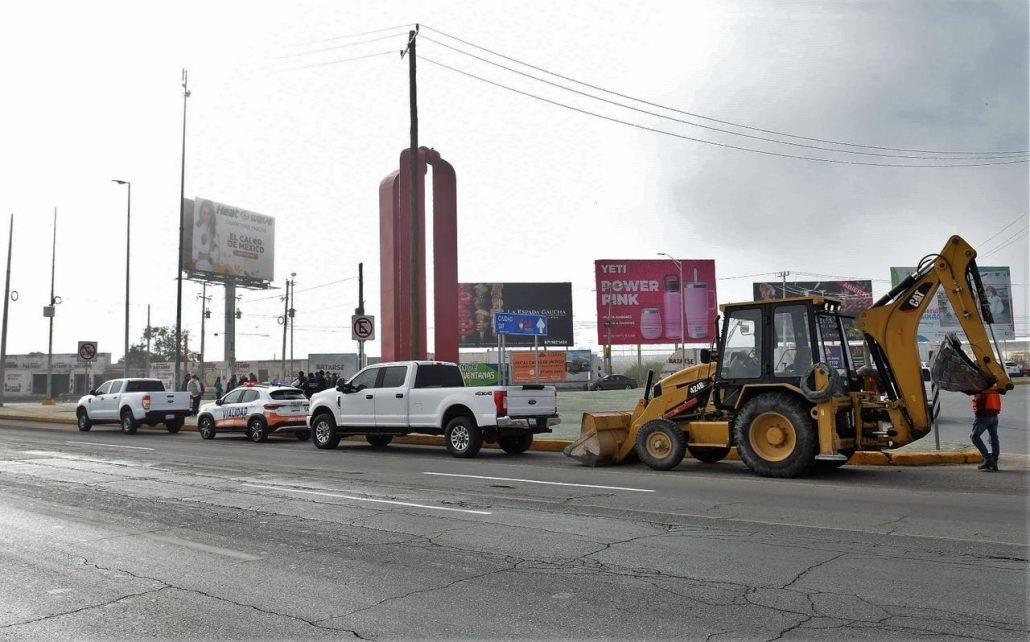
{"left": 594, "top": 259, "right": 718, "bottom": 345}
{"left": 182, "top": 197, "right": 275, "bottom": 283}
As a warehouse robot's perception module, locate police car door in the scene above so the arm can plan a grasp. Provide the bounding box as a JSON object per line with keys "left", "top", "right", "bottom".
{"left": 216, "top": 389, "right": 246, "bottom": 429}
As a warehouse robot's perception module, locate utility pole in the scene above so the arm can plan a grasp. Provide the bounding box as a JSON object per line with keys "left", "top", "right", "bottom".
{"left": 0, "top": 215, "right": 13, "bottom": 407}
{"left": 356, "top": 262, "right": 365, "bottom": 369}
{"left": 112, "top": 179, "right": 131, "bottom": 377}
{"left": 45, "top": 208, "right": 58, "bottom": 404}
{"left": 280, "top": 278, "right": 289, "bottom": 381}
{"left": 407, "top": 26, "right": 420, "bottom": 361}
{"left": 777, "top": 271, "right": 790, "bottom": 299}
{"left": 174, "top": 68, "right": 191, "bottom": 388}
{"left": 289, "top": 273, "right": 296, "bottom": 374}
{"left": 605, "top": 299, "right": 613, "bottom": 376}
{"left": 145, "top": 304, "right": 151, "bottom": 377}
{"left": 198, "top": 283, "right": 210, "bottom": 382}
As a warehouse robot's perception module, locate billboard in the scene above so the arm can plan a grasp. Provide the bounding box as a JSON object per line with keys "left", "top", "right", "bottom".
{"left": 182, "top": 197, "right": 275, "bottom": 283}
{"left": 890, "top": 266, "right": 1014, "bottom": 341}
{"left": 458, "top": 283, "right": 573, "bottom": 348}
{"left": 307, "top": 353, "right": 360, "bottom": 379}
{"left": 512, "top": 351, "right": 567, "bottom": 383}
{"left": 595, "top": 259, "right": 718, "bottom": 345}
{"left": 752, "top": 280, "right": 873, "bottom": 317}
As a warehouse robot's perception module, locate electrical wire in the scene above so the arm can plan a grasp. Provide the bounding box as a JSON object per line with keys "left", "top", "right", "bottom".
{"left": 280, "top": 32, "right": 409, "bottom": 59}
{"left": 420, "top": 56, "right": 1029, "bottom": 168}
{"left": 280, "top": 50, "right": 397, "bottom": 72}
{"left": 978, "top": 213, "right": 1028, "bottom": 247}
{"left": 420, "top": 24, "right": 1029, "bottom": 157}
{"left": 292, "top": 23, "right": 415, "bottom": 47}
{"left": 420, "top": 35, "right": 1024, "bottom": 162}
{"left": 980, "top": 228, "right": 1029, "bottom": 258}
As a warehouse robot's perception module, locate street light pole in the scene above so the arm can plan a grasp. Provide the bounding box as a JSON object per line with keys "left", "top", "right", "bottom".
{"left": 112, "top": 179, "right": 131, "bottom": 377}
{"left": 198, "top": 284, "right": 210, "bottom": 382}
{"left": 45, "top": 208, "right": 58, "bottom": 404}
{"left": 659, "top": 252, "right": 685, "bottom": 367}
{"left": 0, "top": 214, "right": 14, "bottom": 407}
{"left": 289, "top": 273, "right": 296, "bottom": 374}
{"left": 174, "top": 68, "right": 190, "bottom": 389}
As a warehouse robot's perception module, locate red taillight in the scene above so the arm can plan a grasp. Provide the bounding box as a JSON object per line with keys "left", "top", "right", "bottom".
{"left": 142, "top": 394, "right": 151, "bottom": 411}
{"left": 493, "top": 390, "right": 507, "bottom": 417}
{"left": 264, "top": 403, "right": 283, "bottom": 411}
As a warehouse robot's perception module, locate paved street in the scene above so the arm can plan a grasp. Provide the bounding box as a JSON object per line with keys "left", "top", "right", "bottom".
{"left": 0, "top": 419, "right": 1026, "bottom": 639}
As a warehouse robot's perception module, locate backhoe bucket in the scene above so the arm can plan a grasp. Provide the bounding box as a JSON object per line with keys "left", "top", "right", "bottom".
{"left": 930, "top": 332, "right": 992, "bottom": 394}
{"left": 563, "top": 412, "right": 632, "bottom": 466}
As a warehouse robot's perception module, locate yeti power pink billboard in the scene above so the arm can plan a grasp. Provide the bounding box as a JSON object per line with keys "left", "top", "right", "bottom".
{"left": 595, "top": 259, "right": 718, "bottom": 345}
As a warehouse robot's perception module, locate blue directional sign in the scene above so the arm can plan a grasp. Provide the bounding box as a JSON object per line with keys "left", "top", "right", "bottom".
{"left": 493, "top": 312, "right": 548, "bottom": 336}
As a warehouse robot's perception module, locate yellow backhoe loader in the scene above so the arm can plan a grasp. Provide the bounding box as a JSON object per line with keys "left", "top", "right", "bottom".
{"left": 565, "top": 235, "right": 1014, "bottom": 477}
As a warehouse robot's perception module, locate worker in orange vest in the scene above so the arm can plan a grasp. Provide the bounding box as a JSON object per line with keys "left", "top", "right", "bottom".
{"left": 971, "top": 386, "right": 1002, "bottom": 471}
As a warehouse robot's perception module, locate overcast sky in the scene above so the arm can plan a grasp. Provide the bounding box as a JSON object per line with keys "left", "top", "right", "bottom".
{"left": 1, "top": 0, "right": 1026, "bottom": 363}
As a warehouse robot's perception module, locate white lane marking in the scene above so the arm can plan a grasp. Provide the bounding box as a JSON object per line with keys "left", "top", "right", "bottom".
{"left": 422, "top": 471, "right": 654, "bottom": 493}
{"left": 241, "top": 483, "right": 492, "bottom": 515}
{"left": 64, "top": 441, "right": 153, "bottom": 451}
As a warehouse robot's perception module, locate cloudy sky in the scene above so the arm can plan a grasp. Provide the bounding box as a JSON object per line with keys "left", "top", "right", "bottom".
{"left": 0, "top": 0, "right": 1026, "bottom": 364}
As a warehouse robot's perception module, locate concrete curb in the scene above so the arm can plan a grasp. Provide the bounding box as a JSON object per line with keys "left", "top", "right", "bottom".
{"left": 0, "top": 413, "right": 983, "bottom": 464}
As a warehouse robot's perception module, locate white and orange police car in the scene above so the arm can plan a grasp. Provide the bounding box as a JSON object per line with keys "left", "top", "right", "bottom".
{"left": 197, "top": 384, "right": 310, "bottom": 442}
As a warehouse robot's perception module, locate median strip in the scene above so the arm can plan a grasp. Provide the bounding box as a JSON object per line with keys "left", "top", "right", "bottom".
{"left": 423, "top": 471, "right": 654, "bottom": 492}
{"left": 241, "top": 483, "right": 493, "bottom": 515}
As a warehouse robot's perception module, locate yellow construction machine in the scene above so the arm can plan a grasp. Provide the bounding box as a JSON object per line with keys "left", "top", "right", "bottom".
{"left": 565, "top": 235, "right": 1014, "bottom": 477}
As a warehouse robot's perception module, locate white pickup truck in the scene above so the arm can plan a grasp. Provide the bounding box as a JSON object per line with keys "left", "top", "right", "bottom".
{"left": 308, "top": 361, "right": 560, "bottom": 457}
{"left": 76, "top": 378, "right": 192, "bottom": 434}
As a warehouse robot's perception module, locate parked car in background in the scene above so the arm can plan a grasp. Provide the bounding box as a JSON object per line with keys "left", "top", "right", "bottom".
{"left": 1004, "top": 361, "right": 1022, "bottom": 377}
{"left": 197, "top": 384, "right": 311, "bottom": 442}
{"left": 76, "top": 378, "right": 191, "bottom": 434}
{"left": 308, "top": 361, "right": 559, "bottom": 457}
{"left": 589, "top": 374, "right": 638, "bottom": 391}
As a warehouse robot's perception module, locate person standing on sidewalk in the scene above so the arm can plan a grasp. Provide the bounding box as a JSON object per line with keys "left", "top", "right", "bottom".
{"left": 971, "top": 386, "right": 1002, "bottom": 471}
{"left": 187, "top": 374, "right": 203, "bottom": 417}
{"left": 214, "top": 376, "right": 223, "bottom": 401}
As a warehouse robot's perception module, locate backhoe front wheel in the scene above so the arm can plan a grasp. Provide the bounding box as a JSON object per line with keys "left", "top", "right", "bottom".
{"left": 734, "top": 393, "right": 817, "bottom": 478}
{"left": 635, "top": 419, "right": 687, "bottom": 471}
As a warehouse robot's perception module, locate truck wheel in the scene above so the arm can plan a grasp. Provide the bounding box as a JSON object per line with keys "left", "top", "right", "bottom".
{"left": 687, "top": 445, "right": 731, "bottom": 463}
{"left": 165, "top": 420, "right": 182, "bottom": 434}
{"left": 366, "top": 434, "right": 393, "bottom": 448}
{"left": 311, "top": 412, "right": 341, "bottom": 449}
{"left": 295, "top": 430, "right": 311, "bottom": 441}
{"left": 120, "top": 409, "right": 138, "bottom": 434}
{"left": 635, "top": 419, "right": 687, "bottom": 470}
{"left": 733, "top": 393, "right": 817, "bottom": 478}
{"left": 199, "top": 416, "right": 217, "bottom": 440}
{"left": 77, "top": 409, "right": 92, "bottom": 432}
{"left": 498, "top": 433, "right": 533, "bottom": 454}
{"left": 445, "top": 416, "right": 483, "bottom": 458}
{"left": 248, "top": 417, "right": 269, "bottom": 443}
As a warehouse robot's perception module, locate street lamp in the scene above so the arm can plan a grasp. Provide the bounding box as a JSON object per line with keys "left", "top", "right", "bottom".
{"left": 112, "top": 179, "right": 131, "bottom": 377}
{"left": 658, "top": 252, "right": 685, "bottom": 367}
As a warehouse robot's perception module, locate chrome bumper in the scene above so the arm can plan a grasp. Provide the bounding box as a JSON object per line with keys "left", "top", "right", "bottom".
{"left": 497, "top": 415, "right": 561, "bottom": 429}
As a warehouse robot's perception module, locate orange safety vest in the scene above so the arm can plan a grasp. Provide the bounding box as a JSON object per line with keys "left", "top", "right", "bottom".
{"left": 973, "top": 390, "right": 1002, "bottom": 415}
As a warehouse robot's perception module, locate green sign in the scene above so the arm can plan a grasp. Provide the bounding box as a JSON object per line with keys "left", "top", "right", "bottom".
{"left": 459, "top": 362, "right": 499, "bottom": 386}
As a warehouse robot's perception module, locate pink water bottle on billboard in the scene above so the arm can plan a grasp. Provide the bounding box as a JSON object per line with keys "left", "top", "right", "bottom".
{"left": 640, "top": 308, "right": 662, "bottom": 340}
{"left": 685, "top": 268, "right": 717, "bottom": 339}
{"left": 663, "top": 274, "right": 682, "bottom": 340}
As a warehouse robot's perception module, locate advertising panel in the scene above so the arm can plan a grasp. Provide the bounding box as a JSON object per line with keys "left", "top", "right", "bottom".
{"left": 752, "top": 280, "right": 873, "bottom": 317}
{"left": 511, "top": 351, "right": 567, "bottom": 383}
{"left": 458, "top": 363, "right": 500, "bottom": 387}
{"left": 594, "top": 259, "right": 718, "bottom": 345}
{"left": 458, "top": 283, "right": 573, "bottom": 348}
{"left": 890, "top": 266, "right": 1014, "bottom": 341}
{"left": 307, "top": 353, "right": 360, "bottom": 380}
{"left": 182, "top": 197, "right": 275, "bottom": 283}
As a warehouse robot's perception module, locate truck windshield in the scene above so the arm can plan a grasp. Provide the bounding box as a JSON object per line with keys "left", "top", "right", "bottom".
{"left": 125, "top": 380, "right": 166, "bottom": 392}
{"left": 414, "top": 364, "right": 465, "bottom": 389}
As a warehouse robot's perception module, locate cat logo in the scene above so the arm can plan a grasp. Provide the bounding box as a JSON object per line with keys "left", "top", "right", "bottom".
{"left": 900, "top": 283, "right": 933, "bottom": 312}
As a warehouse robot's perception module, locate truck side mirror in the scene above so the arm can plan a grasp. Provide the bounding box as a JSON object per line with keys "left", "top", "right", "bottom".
{"left": 88, "top": 389, "right": 97, "bottom": 396}
{"left": 700, "top": 349, "right": 712, "bottom": 364}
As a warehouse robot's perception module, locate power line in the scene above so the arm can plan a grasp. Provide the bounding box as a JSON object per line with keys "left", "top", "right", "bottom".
{"left": 420, "top": 24, "right": 1029, "bottom": 157}
{"left": 978, "top": 213, "right": 1029, "bottom": 248}
{"left": 981, "top": 228, "right": 1029, "bottom": 258}
{"left": 241, "top": 276, "right": 358, "bottom": 304}
{"left": 292, "top": 23, "right": 415, "bottom": 47}
{"left": 420, "top": 35, "right": 1024, "bottom": 162}
{"left": 281, "top": 50, "right": 397, "bottom": 72}
{"left": 280, "top": 32, "right": 409, "bottom": 59}
{"left": 420, "top": 56, "right": 1029, "bottom": 169}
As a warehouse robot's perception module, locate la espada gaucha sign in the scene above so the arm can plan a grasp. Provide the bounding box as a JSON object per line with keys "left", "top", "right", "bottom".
{"left": 181, "top": 197, "right": 275, "bottom": 283}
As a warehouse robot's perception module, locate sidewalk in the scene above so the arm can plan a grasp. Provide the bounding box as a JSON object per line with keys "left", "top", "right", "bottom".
{"left": 2, "top": 400, "right": 1023, "bottom": 469}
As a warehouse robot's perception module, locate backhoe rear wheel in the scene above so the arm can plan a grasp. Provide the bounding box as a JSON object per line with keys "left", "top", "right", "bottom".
{"left": 734, "top": 393, "right": 817, "bottom": 478}
{"left": 687, "top": 445, "right": 732, "bottom": 464}
{"left": 635, "top": 419, "right": 687, "bottom": 471}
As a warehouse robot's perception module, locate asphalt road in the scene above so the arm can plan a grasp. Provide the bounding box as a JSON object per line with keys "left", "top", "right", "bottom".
{"left": 0, "top": 420, "right": 1027, "bottom": 640}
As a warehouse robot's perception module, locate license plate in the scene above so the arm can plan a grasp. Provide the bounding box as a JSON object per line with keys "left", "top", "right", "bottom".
{"left": 165, "top": 414, "right": 175, "bottom": 419}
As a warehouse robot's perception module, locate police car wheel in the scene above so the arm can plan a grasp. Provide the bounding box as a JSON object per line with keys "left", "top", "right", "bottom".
{"left": 199, "top": 416, "right": 216, "bottom": 440}
{"left": 248, "top": 417, "right": 269, "bottom": 443}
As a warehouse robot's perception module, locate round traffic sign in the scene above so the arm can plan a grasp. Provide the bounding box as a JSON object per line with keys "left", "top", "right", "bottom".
{"left": 78, "top": 342, "right": 97, "bottom": 361}
{"left": 352, "top": 315, "right": 374, "bottom": 340}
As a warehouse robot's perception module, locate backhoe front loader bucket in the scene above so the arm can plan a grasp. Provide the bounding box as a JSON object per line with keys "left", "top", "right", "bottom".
{"left": 563, "top": 412, "right": 633, "bottom": 466}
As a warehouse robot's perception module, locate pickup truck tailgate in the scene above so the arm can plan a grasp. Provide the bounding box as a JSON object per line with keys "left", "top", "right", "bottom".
{"left": 506, "top": 386, "right": 557, "bottom": 417}
{"left": 151, "top": 392, "right": 191, "bottom": 411}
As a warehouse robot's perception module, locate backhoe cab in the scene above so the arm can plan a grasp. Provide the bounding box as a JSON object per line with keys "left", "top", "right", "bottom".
{"left": 564, "top": 235, "right": 1012, "bottom": 477}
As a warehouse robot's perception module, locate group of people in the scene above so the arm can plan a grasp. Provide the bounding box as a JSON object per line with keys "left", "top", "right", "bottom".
{"left": 180, "top": 372, "right": 259, "bottom": 416}
{"left": 290, "top": 370, "right": 342, "bottom": 398}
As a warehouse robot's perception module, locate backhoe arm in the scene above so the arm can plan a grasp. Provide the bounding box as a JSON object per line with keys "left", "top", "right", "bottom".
{"left": 857, "top": 235, "right": 1012, "bottom": 446}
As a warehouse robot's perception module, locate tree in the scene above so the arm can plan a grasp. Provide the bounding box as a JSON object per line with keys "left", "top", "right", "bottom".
{"left": 118, "top": 326, "right": 199, "bottom": 368}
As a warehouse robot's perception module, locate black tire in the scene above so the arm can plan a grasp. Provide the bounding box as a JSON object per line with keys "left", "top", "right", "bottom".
{"left": 635, "top": 419, "right": 687, "bottom": 470}
{"left": 733, "top": 392, "right": 817, "bottom": 478}
{"left": 814, "top": 448, "right": 855, "bottom": 471}
{"left": 295, "top": 430, "right": 311, "bottom": 441}
{"left": 311, "top": 412, "right": 341, "bottom": 449}
{"left": 444, "top": 416, "right": 483, "bottom": 458}
{"left": 498, "top": 433, "right": 533, "bottom": 455}
{"left": 120, "top": 409, "right": 138, "bottom": 434}
{"left": 77, "top": 409, "right": 92, "bottom": 432}
{"left": 687, "top": 445, "right": 732, "bottom": 463}
{"left": 248, "top": 417, "right": 269, "bottom": 443}
{"left": 366, "top": 434, "right": 393, "bottom": 448}
{"left": 198, "top": 416, "right": 217, "bottom": 440}
{"left": 165, "top": 420, "right": 182, "bottom": 434}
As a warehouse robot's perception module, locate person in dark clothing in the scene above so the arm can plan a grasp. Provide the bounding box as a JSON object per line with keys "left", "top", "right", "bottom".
{"left": 248, "top": 373, "right": 258, "bottom": 384}
{"left": 226, "top": 375, "right": 237, "bottom": 391}
{"left": 971, "top": 387, "right": 1003, "bottom": 471}
{"left": 292, "top": 371, "right": 307, "bottom": 388}
{"left": 316, "top": 370, "right": 327, "bottom": 392}
{"left": 181, "top": 374, "right": 190, "bottom": 392}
